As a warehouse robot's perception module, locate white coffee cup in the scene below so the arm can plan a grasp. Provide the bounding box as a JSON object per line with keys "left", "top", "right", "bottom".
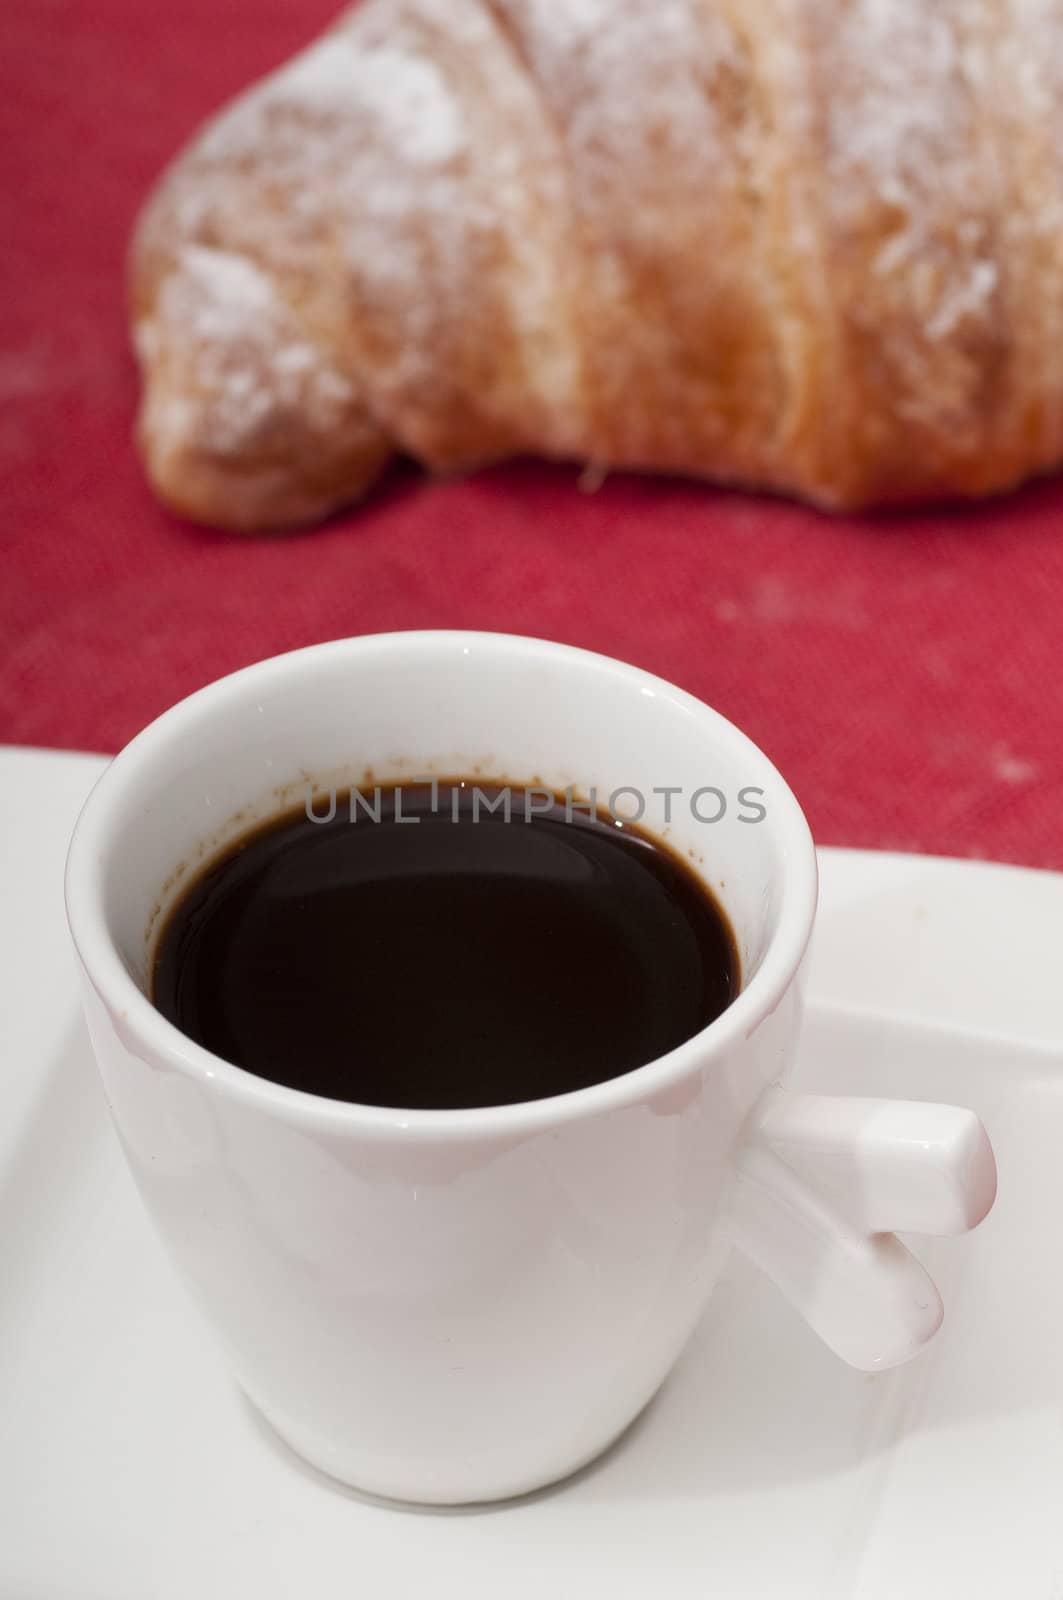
{"left": 65, "top": 632, "right": 996, "bottom": 1505}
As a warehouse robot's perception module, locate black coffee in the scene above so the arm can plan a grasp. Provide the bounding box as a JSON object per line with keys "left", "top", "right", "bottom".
{"left": 152, "top": 783, "right": 739, "bottom": 1110}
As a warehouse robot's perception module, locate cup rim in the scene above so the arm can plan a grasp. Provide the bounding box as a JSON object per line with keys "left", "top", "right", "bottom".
{"left": 65, "top": 630, "right": 818, "bottom": 1141}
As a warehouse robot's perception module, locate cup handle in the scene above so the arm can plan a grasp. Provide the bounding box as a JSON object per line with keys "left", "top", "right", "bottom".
{"left": 726, "top": 1088, "right": 997, "bottom": 1371}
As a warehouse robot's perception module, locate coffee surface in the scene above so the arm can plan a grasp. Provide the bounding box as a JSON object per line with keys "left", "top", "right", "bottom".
{"left": 152, "top": 783, "right": 739, "bottom": 1109}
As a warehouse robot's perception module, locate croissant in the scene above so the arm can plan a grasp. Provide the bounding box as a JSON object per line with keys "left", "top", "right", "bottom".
{"left": 131, "top": 0, "right": 1063, "bottom": 531}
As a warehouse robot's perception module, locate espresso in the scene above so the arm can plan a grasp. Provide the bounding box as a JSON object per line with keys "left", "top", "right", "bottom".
{"left": 152, "top": 783, "right": 739, "bottom": 1110}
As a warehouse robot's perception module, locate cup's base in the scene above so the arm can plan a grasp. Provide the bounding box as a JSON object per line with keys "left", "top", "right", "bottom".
{"left": 244, "top": 1387, "right": 651, "bottom": 1508}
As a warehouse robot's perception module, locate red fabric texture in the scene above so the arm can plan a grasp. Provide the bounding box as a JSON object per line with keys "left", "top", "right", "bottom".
{"left": 4, "top": 2, "right": 1063, "bottom": 867}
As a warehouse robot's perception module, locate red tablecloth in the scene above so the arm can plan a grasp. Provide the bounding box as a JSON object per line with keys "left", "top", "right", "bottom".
{"left": 5, "top": 2, "right": 1063, "bottom": 867}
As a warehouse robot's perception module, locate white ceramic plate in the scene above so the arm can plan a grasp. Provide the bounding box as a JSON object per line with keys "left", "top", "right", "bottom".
{"left": 1, "top": 747, "right": 1058, "bottom": 1599}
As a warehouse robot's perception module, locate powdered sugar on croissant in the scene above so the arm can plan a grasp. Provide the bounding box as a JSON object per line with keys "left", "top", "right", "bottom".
{"left": 132, "top": 0, "right": 1063, "bottom": 529}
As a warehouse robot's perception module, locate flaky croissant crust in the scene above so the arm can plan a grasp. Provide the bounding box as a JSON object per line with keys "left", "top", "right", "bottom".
{"left": 132, "top": 0, "right": 1063, "bottom": 530}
